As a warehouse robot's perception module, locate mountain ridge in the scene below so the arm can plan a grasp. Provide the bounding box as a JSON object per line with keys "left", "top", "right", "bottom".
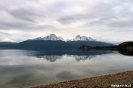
{"left": 70, "top": 35, "right": 96, "bottom": 41}
{"left": 0, "top": 34, "right": 114, "bottom": 50}
{"left": 31, "top": 34, "right": 95, "bottom": 41}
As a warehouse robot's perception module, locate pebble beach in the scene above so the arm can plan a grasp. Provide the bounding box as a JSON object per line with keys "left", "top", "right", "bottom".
{"left": 31, "top": 70, "right": 133, "bottom": 88}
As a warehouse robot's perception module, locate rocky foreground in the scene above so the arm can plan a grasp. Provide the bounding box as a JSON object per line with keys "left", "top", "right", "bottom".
{"left": 31, "top": 70, "right": 133, "bottom": 88}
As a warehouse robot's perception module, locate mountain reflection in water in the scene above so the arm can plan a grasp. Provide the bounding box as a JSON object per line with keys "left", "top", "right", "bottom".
{"left": 28, "top": 50, "right": 113, "bottom": 62}
{"left": 0, "top": 49, "right": 133, "bottom": 88}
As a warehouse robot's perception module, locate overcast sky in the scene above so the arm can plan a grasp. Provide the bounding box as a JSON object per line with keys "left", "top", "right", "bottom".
{"left": 0, "top": 0, "right": 133, "bottom": 44}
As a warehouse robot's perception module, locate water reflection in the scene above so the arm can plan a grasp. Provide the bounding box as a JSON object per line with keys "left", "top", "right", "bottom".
{"left": 74, "top": 55, "right": 95, "bottom": 61}
{"left": 0, "top": 49, "right": 133, "bottom": 88}
{"left": 28, "top": 50, "right": 113, "bottom": 62}
{"left": 56, "top": 71, "right": 79, "bottom": 80}
{"left": 36, "top": 55, "right": 62, "bottom": 62}
{"left": 118, "top": 50, "right": 133, "bottom": 56}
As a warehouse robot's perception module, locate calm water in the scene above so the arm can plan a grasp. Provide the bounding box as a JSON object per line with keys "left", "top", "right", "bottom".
{"left": 0, "top": 49, "right": 133, "bottom": 88}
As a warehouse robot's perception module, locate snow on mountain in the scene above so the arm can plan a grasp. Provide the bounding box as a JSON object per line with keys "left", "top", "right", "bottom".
{"left": 70, "top": 35, "right": 96, "bottom": 41}
{"left": 33, "top": 34, "right": 63, "bottom": 41}
{"left": 33, "top": 37, "right": 43, "bottom": 40}
{"left": 43, "top": 34, "right": 63, "bottom": 40}
{"left": 32, "top": 34, "right": 95, "bottom": 41}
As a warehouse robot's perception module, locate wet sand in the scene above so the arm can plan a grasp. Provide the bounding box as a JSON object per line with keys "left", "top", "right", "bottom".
{"left": 31, "top": 70, "right": 133, "bottom": 88}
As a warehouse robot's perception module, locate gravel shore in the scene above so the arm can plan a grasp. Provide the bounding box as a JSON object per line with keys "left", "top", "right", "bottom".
{"left": 31, "top": 70, "right": 133, "bottom": 88}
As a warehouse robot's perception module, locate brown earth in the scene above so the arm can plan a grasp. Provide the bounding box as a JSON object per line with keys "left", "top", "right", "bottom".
{"left": 31, "top": 70, "right": 133, "bottom": 88}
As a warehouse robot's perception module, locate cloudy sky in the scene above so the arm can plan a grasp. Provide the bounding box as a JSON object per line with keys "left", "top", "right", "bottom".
{"left": 0, "top": 0, "right": 133, "bottom": 44}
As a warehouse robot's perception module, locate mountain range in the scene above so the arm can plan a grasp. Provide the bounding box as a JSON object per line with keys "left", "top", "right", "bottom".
{"left": 0, "top": 34, "right": 114, "bottom": 50}
{"left": 31, "top": 34, "right": 95, "bottom": 41}
{"left": 33, "top": 34, "right": 64, "bottom": 41}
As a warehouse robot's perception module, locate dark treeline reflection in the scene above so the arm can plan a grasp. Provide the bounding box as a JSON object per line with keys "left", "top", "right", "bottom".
{"left": 28, "top": 50, "right": 113, "bottom": 62}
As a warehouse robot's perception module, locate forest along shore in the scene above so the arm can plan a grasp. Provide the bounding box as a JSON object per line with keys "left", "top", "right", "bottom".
{"left": 31, "top": 70, "right": 133, "bottom": 88}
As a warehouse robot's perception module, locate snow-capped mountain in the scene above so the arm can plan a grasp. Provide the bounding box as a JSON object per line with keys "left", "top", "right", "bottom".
{"left": 32, "top": 34, "right": 95, "bottom": 41}
{"left": 43, "top": 34, "right": 63, "bottom": 40}
{"left": 70, "top": 35, "right": 96, "bottom": 41}
{"left": 33, "top": 34, "right": 63, "bottom": 41}
{"left": 34, "top": 37, "right": 43, "bottom": 40}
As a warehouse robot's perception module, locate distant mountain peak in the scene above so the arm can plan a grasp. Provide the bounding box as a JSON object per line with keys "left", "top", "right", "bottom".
{"left": 43, "top": 34, "right": 63, "bottom": 40}
{"left": 71, "top": 35, "right": 96, "bottom": 41}
{"left": 49, "top": 34, "right": 56, "bottom": 36}
{"left": 32, "top": 37, "right": 43, "bottom": 40}
{"left": 32, "top": 34, "right": 63, "bottom": 41}
{"left": 31, "top": 34, "right": 95, "bottom": 41}
{"left": 76, "top": 35, "right": 81, "bottom": 38}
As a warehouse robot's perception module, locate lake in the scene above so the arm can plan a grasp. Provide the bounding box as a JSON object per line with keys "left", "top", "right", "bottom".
{"left": 0, "top": 49, "right": 133, "bottom": 88}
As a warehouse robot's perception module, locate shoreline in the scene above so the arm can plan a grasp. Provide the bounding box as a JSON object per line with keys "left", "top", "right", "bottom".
{"left": 31, "top": 70, "right": 133, "bottom": 88}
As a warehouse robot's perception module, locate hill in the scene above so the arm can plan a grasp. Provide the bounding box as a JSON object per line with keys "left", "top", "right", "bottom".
{"left": 16, "top": 40, "right": 113, "bottom": 50}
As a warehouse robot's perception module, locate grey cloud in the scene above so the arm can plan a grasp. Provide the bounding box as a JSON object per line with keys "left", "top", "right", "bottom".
{"left": 57, "top": 14, "right": 97, "bottom": 24}
{"left": 0, "top": 21, "right": 53, "bottom": 30}
{"left": 108, "top": 20, "right": 133, "bottom": 28}
{"left": 0, "top": 0, "right": 133, "bottom": 43}
{"left": 0, "top": 32, "right": 12, "bottom": 36}
{"left": 89, "top": 20, "right": 105, "bottom": 26}
{"left": 8, "top": 7, "right": 45, "bottom": 22}
{"left": 56, "top": 0, "right": 116, "bottom": 25}
{"left": 87, "top": 16, "right": 133, "bottom": 28}
{"left": 0, "top": 0, "right": 45, "bottom": 23}
{"left": 0, "top": 0, "right": 33, "bottom": 11}
{"left": 85, "top": 17, "right": 113, "bottom": 26}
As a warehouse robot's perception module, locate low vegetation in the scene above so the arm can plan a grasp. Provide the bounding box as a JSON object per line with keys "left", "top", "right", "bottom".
{"left": 79, "top": 41, "right": 133, "bottom": 55}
